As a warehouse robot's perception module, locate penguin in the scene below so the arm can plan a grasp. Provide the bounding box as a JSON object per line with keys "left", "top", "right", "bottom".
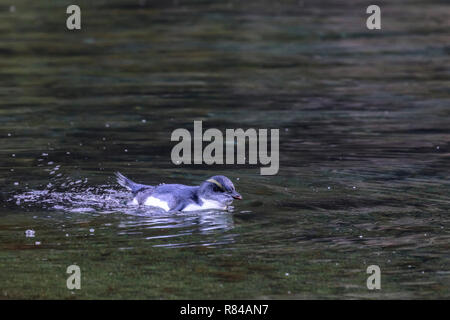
{"left": 115, "top": 172, "right": 242, "bottom": 212}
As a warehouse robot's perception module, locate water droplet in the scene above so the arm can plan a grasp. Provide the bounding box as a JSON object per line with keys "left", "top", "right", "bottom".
{"left": 83, "top": 38, "right": 96, "bottom": 44}
{"left": 25, "top": 230, "right": 35, "bottom": 237}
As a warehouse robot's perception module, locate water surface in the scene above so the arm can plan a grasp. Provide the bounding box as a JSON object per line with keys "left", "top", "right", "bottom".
{"left": 0, "top": 0, "right": 449, "bottom": 299}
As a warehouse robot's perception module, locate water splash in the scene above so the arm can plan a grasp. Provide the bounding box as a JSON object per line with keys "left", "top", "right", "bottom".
{"left": 11, "top": 184, "right": 130, "bottom": 214}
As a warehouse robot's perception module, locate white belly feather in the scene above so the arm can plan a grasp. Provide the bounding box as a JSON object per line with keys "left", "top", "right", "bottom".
{"left": 142, "top": 196, "right": 170, "bottom": 211}
{"left": 183, "top": 198, "right": 226, "bottom": 212}
{"left": 133, "top": 196, "right": 225, "bottom": 212}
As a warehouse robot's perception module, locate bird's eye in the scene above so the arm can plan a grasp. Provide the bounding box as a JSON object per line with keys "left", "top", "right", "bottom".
{"left": 213, "top": 185, "right": 223, "bottom": 192}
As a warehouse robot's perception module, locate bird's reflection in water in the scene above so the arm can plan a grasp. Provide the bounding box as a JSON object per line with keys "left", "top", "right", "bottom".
{"left": 118, "top": 209, "right": 236, "bottom": 248}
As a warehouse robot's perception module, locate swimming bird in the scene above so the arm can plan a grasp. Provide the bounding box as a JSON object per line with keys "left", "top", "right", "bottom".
{"left": 115, "top": 172, "right": 242, "bottom": 212}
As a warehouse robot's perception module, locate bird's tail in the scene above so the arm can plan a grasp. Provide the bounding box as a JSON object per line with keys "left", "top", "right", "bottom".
{"left": 115, "top": 172, "right": 152, "bottom": 194}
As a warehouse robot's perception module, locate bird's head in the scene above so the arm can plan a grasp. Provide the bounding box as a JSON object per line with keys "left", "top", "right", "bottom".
{"left": 199, "top": 175, "right": 242, "bottom": 205}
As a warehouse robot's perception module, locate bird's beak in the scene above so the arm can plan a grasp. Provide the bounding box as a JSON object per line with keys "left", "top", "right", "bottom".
{"left": 232, "top": 191, "right": 242, "bottom": 200}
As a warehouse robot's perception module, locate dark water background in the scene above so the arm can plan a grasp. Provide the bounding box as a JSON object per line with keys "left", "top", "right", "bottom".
{"left": 0, "top": 0, "right": 449, "bottom": 299}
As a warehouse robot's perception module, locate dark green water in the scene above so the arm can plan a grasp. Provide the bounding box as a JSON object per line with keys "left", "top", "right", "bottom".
{"left": 0, "top": 0, "right": 449, "bottom": 299}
